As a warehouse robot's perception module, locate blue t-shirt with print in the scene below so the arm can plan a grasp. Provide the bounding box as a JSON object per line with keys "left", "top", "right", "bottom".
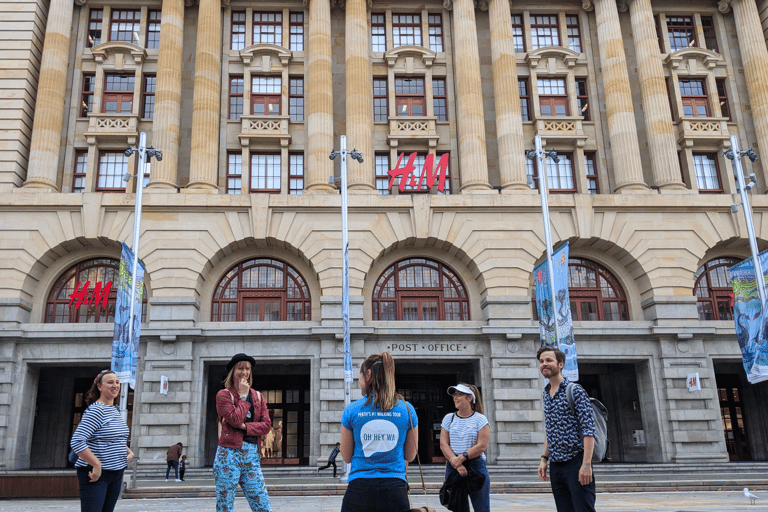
{"left": 341, "top": 396, "right": 418, "bottom": 482}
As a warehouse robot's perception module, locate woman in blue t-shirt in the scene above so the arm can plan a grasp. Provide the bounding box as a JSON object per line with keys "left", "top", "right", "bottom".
{"left": 340, "top": 352, "right": 418, "bottom": 512}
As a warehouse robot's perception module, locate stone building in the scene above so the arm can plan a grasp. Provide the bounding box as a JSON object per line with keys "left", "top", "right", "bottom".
{"left": 2, "top": 0, "right": 768, "bottom": 471}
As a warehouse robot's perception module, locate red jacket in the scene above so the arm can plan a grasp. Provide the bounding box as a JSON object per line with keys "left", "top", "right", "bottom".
{"left": 216, "top": 387, "right": 271, "bottom": 449}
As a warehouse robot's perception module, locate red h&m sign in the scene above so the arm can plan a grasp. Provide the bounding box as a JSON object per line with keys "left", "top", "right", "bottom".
{"left": 388, "top": 153, "right": 449, "bottom": 192}
{"left": 69, "top": 281, "right": 112, "bottom": 309}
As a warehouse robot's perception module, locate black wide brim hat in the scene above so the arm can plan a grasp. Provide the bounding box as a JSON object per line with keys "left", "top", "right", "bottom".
{"left": 226, "top": 353, "right": 256, "bottom": 373}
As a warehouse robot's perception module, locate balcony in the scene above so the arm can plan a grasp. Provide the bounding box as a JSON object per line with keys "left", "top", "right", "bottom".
{"left": 534, "top": 116, "right": 587, "bottom": 147}
{"left": 84, "top": 113, "right": 139, "bottom": 145}
{"left": 238, "top": 115, "right": 291, "bottom": 146}
{"left": 675, "top": 117, "right": 730, "bottom": 147}
{"left": 387, "top": 116, "right": 439, "bottom": 148}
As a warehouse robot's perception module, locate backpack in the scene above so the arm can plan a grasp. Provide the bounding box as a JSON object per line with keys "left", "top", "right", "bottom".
{"left": 565, "top": 382, "right": 609, "bottom": 463}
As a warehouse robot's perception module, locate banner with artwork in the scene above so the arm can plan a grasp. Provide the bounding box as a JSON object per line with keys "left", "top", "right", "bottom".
{"left": 111, "top": 242, "right": 145, "bottom": 389}
{"left": 729, "top": 252, "right": 768, "bottom": 384}
{"left": 534, "top": 242, "right": 578, "bottom": 381}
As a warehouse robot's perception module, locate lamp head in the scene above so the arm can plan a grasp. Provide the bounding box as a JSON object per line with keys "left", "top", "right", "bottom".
{"left": 525, "top": 150, "right": 537, "bottom": 160}
{"left": 731, "top": 204, "right": 740, "bottom": 214}
{"left": 747, "top": 149, "right": 759, "bottom": 162}
{"left": 329, "top": 150, "right": 338, "bottom": 161}
{"left": 123, "top": 172, "right": 133, "bottom": 183}
{"left": 125, "top": 148, "right": 134, "bottom": 157}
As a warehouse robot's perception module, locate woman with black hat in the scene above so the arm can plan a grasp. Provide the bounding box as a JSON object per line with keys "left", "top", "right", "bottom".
{"left": 214, "top": 353, "right": 272, "bottom": 512}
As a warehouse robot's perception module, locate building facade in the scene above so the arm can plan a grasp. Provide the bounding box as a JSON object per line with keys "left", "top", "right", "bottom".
{"left": 2, "top": 0, "right": 768, "bottom": 470}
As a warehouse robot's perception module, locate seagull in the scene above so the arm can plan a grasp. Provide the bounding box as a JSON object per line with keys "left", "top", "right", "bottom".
{"left": 744, "top": 487, "right": 760, "bottom": 505}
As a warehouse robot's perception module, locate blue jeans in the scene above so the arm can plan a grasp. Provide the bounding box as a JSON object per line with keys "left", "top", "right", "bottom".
{"left": 76, "top": 467, "right": 124, "bottom": 512}
{"left": 165, "top": 460, "right": 179, "bottom": 480}
{"left": 444, "top": 457, "right": 491, "bottom": 512}
{"left": 341, "top": 477, "right": 410, "bottom": 512}
{"left": 549, "top": 454, "right": 596, "bottom": 512}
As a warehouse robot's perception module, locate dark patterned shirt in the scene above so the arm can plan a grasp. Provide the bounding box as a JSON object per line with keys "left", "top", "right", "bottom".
{"left": 543, "top": 378, "right": 596, "bottom": 463}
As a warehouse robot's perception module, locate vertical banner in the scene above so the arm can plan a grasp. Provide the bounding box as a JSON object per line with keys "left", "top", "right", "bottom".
{"left": 534, "top": 242, "right": 578, "bottom": 381}
{"left": 112, "top": 242, "right": 145, "bottom": 389}
{"left": 342, "top": 239, "right": 353, "bottom": 384}
{"left": 729, "top": 252, "right": 768, "bottom": 384}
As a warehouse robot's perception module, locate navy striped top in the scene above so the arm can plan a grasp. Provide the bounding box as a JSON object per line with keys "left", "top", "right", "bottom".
{"left": 70, "top": 402, "right": 129, "bottom": 471}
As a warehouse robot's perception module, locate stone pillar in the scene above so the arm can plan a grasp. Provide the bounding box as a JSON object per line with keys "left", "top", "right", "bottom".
{"left": 449, "top": 0, "right": 492, "bottom": 193}
{"left": 146, "top": 0, "right": 185, "bottom": 192}
{"left": 22, "top": 0, "right": 77, "bottom": 192}
{"left": 725, "top": 0, "right": 768, "bottom": 185}
{"left": 345, "top": 0, "right": 375, "bottom": 192}
{"left": 488, "top": 0, "right": 528, "bottom": 191}
{"left": 305, "top": 0, "right": 335, "bottom": 193}
{"left": 627, "top": 0, "right": 686, "bottom": 192}
{"left": 187, "top": 0, "right": 222, "bottom": 193}
{"left": 591, "top": 0, "right": 648, "bottom": 192}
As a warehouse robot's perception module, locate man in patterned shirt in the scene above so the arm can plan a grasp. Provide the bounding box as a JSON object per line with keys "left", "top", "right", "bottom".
{"left": 536, "top": 346, "right": 596, "bottom": 512}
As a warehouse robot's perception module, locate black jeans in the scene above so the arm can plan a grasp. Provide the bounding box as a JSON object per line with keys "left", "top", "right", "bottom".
{"left": 318, "top": 459, "right": 337, "bottom": 477}
{"left": 549, "top": 454, "right": 596, "bottom": 512}
{"left": 341, "top": 477, "right": 410, "bottom": 512}
{"left": 76, "top": 467, "right": 124, "bottom": 512}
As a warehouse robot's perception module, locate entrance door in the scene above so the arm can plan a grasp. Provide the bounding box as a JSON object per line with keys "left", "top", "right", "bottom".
{"left": 716, "top": 373, "right": 751, "bottom": 461}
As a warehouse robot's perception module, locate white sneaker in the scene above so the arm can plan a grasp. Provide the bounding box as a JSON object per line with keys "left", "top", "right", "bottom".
{"left": 165, "top": 479, "right": 168, "bottom": 482}
{"left": 175, "top": 479, "right": 182, "bottom": 482}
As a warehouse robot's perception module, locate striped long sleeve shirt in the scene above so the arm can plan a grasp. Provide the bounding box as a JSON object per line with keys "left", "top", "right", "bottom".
{"left": 70, "top": 402, "right": 130, "bottom": 471}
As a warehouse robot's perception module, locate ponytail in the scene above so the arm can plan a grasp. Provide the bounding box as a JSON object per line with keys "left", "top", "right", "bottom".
{"left": 462, "top": 383, "right": 484, "bottom": 415}
{"left": 361, "top": 352, "right": 402, "bottom": 412}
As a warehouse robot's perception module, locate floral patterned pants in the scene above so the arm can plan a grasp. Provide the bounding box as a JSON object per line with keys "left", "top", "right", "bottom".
{"left": 213, "top": 441, "right": 272, "bottom": 512}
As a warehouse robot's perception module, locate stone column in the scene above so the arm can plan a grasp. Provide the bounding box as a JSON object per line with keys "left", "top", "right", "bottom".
{"left": 305, "top": 0, "right": 335, "bottom": 193}
{"left": 449, "top": 0, "right": 492, "bottom": 193}
{"left": 187, "top": 0, "right": 222, "bottom": 192}
{"left": 590, "top": 0, "right": 648, "bottom": 192}
{"left": 627, "top": 0, "right": 686, "bottom": 192}
{"left": 488, "top": 0, "right": 528, "bottom": 191}
{"left": 23, "top": 0, "right": 78, "bottom": 192}
{"left": 146, "top": 0, "right": 185, "bottom": 192}
{"left": 725, "top": 0, "right": 768, "bottom": 185}
{"left": 345, "top": 0, "right": 375, "bottom": 192}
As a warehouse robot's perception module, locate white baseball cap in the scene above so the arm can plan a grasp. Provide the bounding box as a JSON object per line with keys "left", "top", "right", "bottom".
{"left": 447, "top": 384, "right": 475, "bottom": 403}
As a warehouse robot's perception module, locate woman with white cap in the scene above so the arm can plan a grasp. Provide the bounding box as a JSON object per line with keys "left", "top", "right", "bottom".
{"left": 439, "top": 383, "right": 490, "bottom": 512}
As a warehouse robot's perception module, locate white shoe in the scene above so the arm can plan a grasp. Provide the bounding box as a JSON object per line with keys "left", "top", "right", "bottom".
{"left": 175, "top": 479, "right": 182, "bottom": 482}
{"left": 165, "top": 479, "right": 168, "bottom": 482}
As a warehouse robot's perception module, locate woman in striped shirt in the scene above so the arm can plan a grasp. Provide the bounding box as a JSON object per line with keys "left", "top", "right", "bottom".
{"left": 70, "top": 369, "right": 134, "bottom": 512}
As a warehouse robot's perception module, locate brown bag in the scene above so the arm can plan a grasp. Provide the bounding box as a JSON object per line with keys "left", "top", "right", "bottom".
{"left": 407, "top": 405, "right": 435, "bottom": 512}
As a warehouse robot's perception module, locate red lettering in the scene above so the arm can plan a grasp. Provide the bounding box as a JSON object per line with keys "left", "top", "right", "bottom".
{"left": 416, "top": 153, "right": 449, "bottom": 192}
{"left": 388, "top": 152, "right": 449, "bottom": 192}
{"left": 91, "top": 281, "right": 112, "bottom": 309}
{"left": 69, "top": 281, "right": 91, "bottom": 309}
{"left": 388, "top": 153, "right": 417, "bottom": 192}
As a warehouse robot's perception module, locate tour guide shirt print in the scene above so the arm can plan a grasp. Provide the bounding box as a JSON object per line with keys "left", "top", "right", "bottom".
{"left": 111, "top": 242, "right": 145, "bottom": 389}
{"left": 534, "top": 242, "right": 578, "bottom": 381}
{"left": 729, "top": 251, "right": 768, "bottom": 384}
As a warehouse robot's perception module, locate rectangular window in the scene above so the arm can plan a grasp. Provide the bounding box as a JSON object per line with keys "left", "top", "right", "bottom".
{"left": 87, "top": 9, "right": 103, "bottom": 47}
{"left": 251, "top": 154, "right": 281, "bottom": 192}
{"left": 538, "top": 77, "right": 568, "bottom": 116}
{"left": 374, "top": 78, "right": 388, "bottom": 122}
{"left": 428, "top": 14, "right": 443, "bottom": 52}
{"left": 400, "top": 154, "right": 451, "bottom": 194}
{"left": 716, "top": 79, "right": 730, "bottom": 121}
{"left": 393, "top": 14, "right": 421, "bottom": 47}
{"left": 395, "top": 77, "right": 425, "bottom": 116}
{"left": 290, "top": 12, "right": 304, "bottom": 51}
{"left": 375, "top": 153, "right": 390, "bottom": 194}
{"left": 254, "top": 12, "right": 282, "bottom": 46}
{"left": 289, "top": 77, "right": 304, "bottom": 121}
{"left": 81, "top": 74, "right": 95, "bottom": 117}
{"left": 227, "top": 153, "right": 242, "bottom": 194}
{"left": 679, "top": 79, "right": 709, "bottom": 117}
{"left": 232, "top": 11, "right": 246, "bottom": 50}
{"left": 289, "top": 153, "right": 304, "bottom": 194}
{"left": 433, "top": 78, "right": 447, "bottom": 122}
{"left": 576, "top": 78, "right": 590, "bottom": 121}
{"left": 584, "top": 152, "right": 599, "bottom": 194}
{"left": 666, "top": 16, "right": 695, "bottom": 52}
{"left": 530, "top": 14, "right": 560, "bottom": 50}
{"left": 548, "top": 153, "right": 575, "bottom": 193}
{"left": 97, "top": 151, "right": 128, "bottom": 192}
{"left": 252, "top": 76, "right": 281, "bottom": 116}
{"left": 693, "top": 153, "right": 722, "bottom": 193}
{"left": 701, "top": 16, "right": 718, "bottom": 52}
{"left": 142, "top": 159, "right": 150, "bottom": 189}
{"left": 511, "top": 15, "right": 525, "bottom": 53}
{"left": 103, "top": 74, "right": 135, "bottom": 114}
{"left": 371, "top": 13, "right": 386, "bottom": 52}
{"left": 110, "top": 9, "right": 141, "bottom": 44}
{"left": 73, "top": 151, "right": 87, "bottom": 193}
{"left": 402, "top": 154, "right": 426, "bottom": 192}
{"left": 229, "top": 77, "right": 244, "bottom": 120}
{"left": 519, "top": 78, "right": 531, "bottom": 121}
{"left": 436, "top": 153, "right": 451, "bottom": 195}
{"left": 146, "top": 10, "right": 161, "bottom": 49}
{"left": 142, "top": 75, "right": 156, "bottom": 119}
{"left": 566, "top": 15, "right": 581, "bottom": 53}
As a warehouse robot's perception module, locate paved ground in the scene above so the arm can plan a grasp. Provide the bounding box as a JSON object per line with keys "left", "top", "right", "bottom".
{"left": 1, "top": 491, "right": 767, "bottom": 511}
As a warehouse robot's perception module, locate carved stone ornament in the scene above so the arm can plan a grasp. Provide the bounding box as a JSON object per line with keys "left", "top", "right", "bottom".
{"left": 443, "top": 0, "right": 453, "bottom": 11}
{"left": 477, "top": 0, "right": 489, "bottom": 11}
{"left": 617, "top": 0, "right": 628, "bottom": 13}
{"left": 582, "top": 0, "right": 594, "bottom": 12}
{"left": 75, "top": 0, "right": 88, "bottom": 6}
{"left": 718, "top": 0, "right": 732, "bottom": 14}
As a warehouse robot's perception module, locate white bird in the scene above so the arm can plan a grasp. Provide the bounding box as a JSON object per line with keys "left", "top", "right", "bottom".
{"left": 744, "top": 487, "right": 760, "bottom": 505}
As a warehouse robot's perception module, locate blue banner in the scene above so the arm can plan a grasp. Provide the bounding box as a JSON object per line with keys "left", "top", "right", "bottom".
{"left": 112, "top": 242, "right": 145, "bottom": 389}
{"left": 729, "top": 252, "right": 768, "bottom": 384}
{"left": 534, "top": 242, "right": 578, "bottom": 381}
{"left": 343, "top": 240, "right": 353, "bottom": 384}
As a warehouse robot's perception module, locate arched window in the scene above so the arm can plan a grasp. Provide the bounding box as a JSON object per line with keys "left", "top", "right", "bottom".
{"left": 212, "top": 258, "right": 311, "bottom": 321}
{"left": 694, "top": 257, "right": 739, "bottom": 320}
{"left": 45, "top": 258, "right": 147, "bottom": 323}
{"left": 372, "top": 258, "right": 469, "bottom": 321}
